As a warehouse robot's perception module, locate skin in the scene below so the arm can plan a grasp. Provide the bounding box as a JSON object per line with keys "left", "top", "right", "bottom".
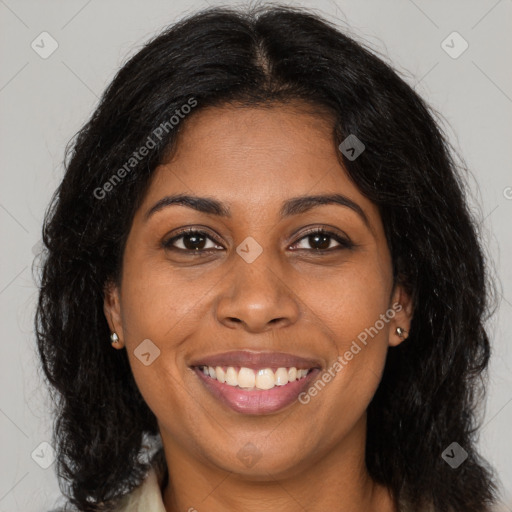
{"left": 104, "top": 102, "right": 413, "bottom": 512}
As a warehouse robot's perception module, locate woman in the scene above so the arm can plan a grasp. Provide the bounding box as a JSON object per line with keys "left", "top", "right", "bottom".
{"left": 36, "top": 4, "right": 500, "bottom": 511}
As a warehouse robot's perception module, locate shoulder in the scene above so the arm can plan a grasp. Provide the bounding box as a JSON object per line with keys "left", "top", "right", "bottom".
{"left": 108, "top": 461, "right": 168, "bottom": 512}
{"left": 45, "top": 459, "right": 168, "bottom": 512}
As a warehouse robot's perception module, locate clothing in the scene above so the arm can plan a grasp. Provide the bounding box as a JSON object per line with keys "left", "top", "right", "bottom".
{"left": 109, "top": 460, "right": 505, "bottom": 512}
{"left": 47, "top": 448, "right": 506, "bottom": 511}
{"left": 111, "top": 462, "right": 167, "bottom": 511}
{"left": 112, "top": 460, "right": 419, "bottom": 512}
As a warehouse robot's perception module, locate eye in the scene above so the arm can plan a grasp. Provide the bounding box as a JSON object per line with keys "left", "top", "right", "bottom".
{"left": 290, "top": 228, "right": 354, "bottom": 252}
{"left": 162, "top": 227, "right": 354, "bottom": 256}
{"left": 162, "top": 229, "right": 223, "bottom": 254}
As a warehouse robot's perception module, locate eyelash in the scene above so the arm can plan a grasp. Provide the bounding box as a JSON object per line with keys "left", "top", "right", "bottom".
{"left": 162, "top": 227, "right": 354, "bottom": 256}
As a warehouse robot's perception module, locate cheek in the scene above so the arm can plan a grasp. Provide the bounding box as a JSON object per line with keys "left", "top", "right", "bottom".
{"left": 311, "top": 259, "right": 392, "bottom": 349}
{"left": 117, "top": 249, "right": 234, "bottom": 419}
{"left": 119, "top": 250, "right": 216, "bottom": 344}
{"left": 302, "top": 253, "right": 392, "bottom": 404}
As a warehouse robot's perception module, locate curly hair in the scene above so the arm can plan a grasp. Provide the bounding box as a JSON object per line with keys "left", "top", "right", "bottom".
{"left": 35, "top": 4, "right": 499, "bottom": 511}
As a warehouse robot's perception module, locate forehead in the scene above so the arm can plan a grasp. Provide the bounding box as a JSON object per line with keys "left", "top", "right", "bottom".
{"left": 165, "top": 102, "right": 337, "bottom": 181}
{"left": 140, "top": 103, "right": 380, "bottom": 227}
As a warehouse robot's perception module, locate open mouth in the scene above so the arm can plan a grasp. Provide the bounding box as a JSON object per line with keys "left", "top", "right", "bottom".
{"left": 192, "top": 363, "right": 321, "bottom": 415}
{"left": 197, "top": 365, "right": 313, "bottom": 390}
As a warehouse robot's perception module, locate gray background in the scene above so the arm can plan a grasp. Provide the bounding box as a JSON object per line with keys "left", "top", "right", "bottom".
{"left": 0, "top": 0, "right": 511, "bottom": 510}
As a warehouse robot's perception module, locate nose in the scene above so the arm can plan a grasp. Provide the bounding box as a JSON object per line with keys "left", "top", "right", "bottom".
{"left": 215, "top": 256, "right": 301, "bottom": 333}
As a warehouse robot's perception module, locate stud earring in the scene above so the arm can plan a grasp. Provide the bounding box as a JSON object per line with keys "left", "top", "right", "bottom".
{"left": 110, "top": 332, "right": 120, "bottom": 346}
{"left": 396, "top": 327, "right": 408, "bottom": 339}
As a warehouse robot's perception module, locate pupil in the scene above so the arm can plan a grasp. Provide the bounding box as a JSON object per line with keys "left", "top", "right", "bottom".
{"left": 184, "top": 234, "right": 205, "bottom": 250}
{"left": 310, "top": 234, "right": 329, "bottom": 250}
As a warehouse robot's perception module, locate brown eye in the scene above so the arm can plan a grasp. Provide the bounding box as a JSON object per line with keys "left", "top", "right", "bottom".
{"left": 291, "top": 228, "right": 354, "bottom": 252}
{"left": 163, "top": 229, "right": 223, "bottom": 253}
{"left": 306, "top": 232, "right": 332, "bottom": 250}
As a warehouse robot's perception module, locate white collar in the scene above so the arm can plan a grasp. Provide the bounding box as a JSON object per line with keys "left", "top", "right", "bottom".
{"left": 114, "top": 463, "right": 167, "bottom": 511}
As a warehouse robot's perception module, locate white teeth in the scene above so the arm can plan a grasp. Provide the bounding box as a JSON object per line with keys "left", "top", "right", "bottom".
{"left": 274, "top": 367, "right": 289, "bottom": 386}
{"left": 255, "top": 369, "right": 275, "bottom": 390}
{"left": 200, "top": 365, "right": 311, "bottom": 390}
{"left": 238, "top": 367, "right": 256, "bottom": 388}
{"left": 215, "top": 366, "right": 225, "bottom": 383}
{"left": 225, "top": 367, "right": 238, "bottom": 386}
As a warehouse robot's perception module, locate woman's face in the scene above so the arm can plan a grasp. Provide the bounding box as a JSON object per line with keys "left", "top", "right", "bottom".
{"left": 105, "top": 103, "right": 412, "bottom": 479}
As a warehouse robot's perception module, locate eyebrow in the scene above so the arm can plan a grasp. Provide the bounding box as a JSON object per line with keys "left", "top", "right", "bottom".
{"left": 144, "top": 193, "right": 371, "bottom": 229}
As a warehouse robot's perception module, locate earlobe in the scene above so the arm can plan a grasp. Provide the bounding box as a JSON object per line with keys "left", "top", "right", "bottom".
{"left": 388, "top": 283, "right": 413, "bottom": 347}
{"left": 103, "top": 280, "right": 124, "bottom": 348}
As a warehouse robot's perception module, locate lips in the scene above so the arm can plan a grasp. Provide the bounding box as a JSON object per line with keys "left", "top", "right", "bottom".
{"left": 189, "top": 350, "right": 322, "bottom": 371}
{"left": 189, "top": 350, "right": 323, "bottom": 415}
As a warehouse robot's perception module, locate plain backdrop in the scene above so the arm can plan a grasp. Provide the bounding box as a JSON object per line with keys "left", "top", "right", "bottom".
{"left": 0, "top": 0, "right": 511, "bottom": 510}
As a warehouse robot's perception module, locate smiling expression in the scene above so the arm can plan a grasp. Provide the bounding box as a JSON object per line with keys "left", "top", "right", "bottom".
{"left": 104, "top": 101, "right": 412, "bottom": 478}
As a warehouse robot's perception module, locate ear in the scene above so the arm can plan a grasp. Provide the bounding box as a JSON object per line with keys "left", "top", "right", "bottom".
{"left": 388, "top": 282, "right": 413, "bottom": 347}
{"left": 103, "top": 279, "right": 124, "bottom": 349}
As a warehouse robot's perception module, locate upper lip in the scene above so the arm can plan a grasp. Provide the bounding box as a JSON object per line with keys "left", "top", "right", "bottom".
{"left": 189, "top": 350, "right": 323, "bottom": 370}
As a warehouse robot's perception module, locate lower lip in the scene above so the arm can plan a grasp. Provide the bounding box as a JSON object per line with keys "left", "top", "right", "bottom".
{"left": 193, "top": 367, "right": 321, "bottom": 415}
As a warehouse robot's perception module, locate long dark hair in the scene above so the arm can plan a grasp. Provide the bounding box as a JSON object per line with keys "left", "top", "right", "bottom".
{"left": 35, "top": 4, "right": 499, "bottom": 511}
